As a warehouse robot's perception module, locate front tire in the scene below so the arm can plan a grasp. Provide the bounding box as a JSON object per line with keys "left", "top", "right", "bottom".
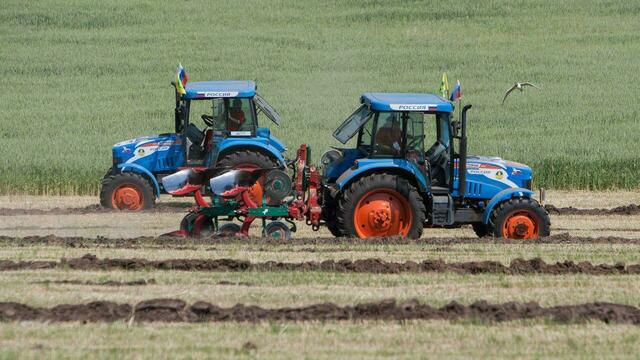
{"left": 336, "top": 174, "right": 425, "bottom": 239}
{"left": 100, "top": 172, "right": 155, "bottom": 210}
{"left": 490, "top": 198, "right": 551, "bottom": 239}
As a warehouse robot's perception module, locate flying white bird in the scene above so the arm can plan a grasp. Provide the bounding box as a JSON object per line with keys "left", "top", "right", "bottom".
{"left": 502, "top": 82, "right": 542, "bottom": 105}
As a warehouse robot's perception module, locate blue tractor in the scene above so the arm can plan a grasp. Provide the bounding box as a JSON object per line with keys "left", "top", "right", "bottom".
{"left": 321, "top": 93, "right": 550, "bottom": 239}
{"left": 100, "top": 80, "right": 286, "bottom": 210}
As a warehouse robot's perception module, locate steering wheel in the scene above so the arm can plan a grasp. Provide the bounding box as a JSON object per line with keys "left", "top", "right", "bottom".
{"left": 201, "top": 114, "right": 215, "bottom": 127}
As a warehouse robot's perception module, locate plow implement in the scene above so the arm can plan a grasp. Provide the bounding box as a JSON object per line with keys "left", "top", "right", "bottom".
{"left": 162, "top": 145, "right": 321, "bottom": 240}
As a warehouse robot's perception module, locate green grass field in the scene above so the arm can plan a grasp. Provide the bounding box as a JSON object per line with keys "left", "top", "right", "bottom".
{"left": 1, "top": 0, "right": 639, "bottom": 194}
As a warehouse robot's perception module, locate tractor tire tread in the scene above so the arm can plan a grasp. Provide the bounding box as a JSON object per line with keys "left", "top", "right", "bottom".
{"left": 216, "top": 150, "right": 279, "bottom": 172}
{"left": 335, "top": 173, "right": 426, "bottom": 239}
{"left": 488, "top": 197, "right": 551, "bottom": 238}
{"left": 99, "top": 172, "right": 156, "bottom": 210}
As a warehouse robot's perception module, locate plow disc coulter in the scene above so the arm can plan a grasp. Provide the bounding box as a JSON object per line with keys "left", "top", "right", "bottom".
{"left": 162, "top": 145, "right": 321, "bottom": 240}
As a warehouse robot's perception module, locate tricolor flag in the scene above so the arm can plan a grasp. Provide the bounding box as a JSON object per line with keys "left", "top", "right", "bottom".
{"left": 439, "top": 72, "right": 450, "bottom": 99}
{"left": 175, "top": 64, "right": 188, "bottom": 95}
{"left": 450, "top": 80, "right": 462, "bottom": 101}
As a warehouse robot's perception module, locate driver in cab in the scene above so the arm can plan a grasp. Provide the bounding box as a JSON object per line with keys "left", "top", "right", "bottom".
{"left": 375, "top": 113, "right": 402, "bottom": 156}
{"left": 228, "top": 99, "right": 246, "bottom": 131}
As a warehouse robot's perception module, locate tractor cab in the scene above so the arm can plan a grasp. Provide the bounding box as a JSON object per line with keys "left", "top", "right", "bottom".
{"left": 324, "top": 93, "right": 457, "bottom": 193}
{"left": 175, "top": 80, "right": 284, "bottom": 166}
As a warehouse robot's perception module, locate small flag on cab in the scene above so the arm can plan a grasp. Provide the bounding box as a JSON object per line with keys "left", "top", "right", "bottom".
{"left": 450, "top": 80, "right": 462, "bottom": 101}
{"left": 175, "top": 63, "right": 189, "bottom": 95}
{"left": 439, "top": 72, "right": 450, "bottom": 99}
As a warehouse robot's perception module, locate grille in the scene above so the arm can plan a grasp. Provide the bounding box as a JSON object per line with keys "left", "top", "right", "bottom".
{"left": 466, "top": 182, "right": 482, "bottom": 196}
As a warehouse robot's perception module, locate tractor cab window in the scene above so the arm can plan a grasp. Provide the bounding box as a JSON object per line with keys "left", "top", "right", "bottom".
{"left": 195, "top": 98, "right": 257, "bottom": 135}
{"left": 228, "top": 98, "right": 255, "bottom": 134}
{"left": 211, "top": 99, "right": 226, "bottom": 131}
{"left": 356, "top": 114, "right": 375, "bottom": 154}
{"left": 426, "top": 112, "right": 453, "bottom": 186}
{"left": 405, "top": 112, "right": 425, "bottom": 164}
{"left": 334, "top": 105, "right": 373, "bottom": 144}
{"left": 373, "top": 112, "right": 402, "bottom": 157}
{"left": 436, "top": 113, "right": 451, "bottom": 146}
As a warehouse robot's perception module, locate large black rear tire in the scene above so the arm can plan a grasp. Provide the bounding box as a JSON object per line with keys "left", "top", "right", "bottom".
{"left": 336, "top": 174, "right": 425, "bottom": 239}
{"left": 323, "top": 194, "right": 346, "bottom": 237}
{"left": 216, "top": 150, "right": 279, "bottom": 171}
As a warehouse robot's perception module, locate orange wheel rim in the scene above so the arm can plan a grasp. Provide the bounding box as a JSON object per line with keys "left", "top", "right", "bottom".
{"left": 354, "top": 189, "right": 412, "bottom": 238}
{"left": 502, "top": 211, "right": 539, "bottom": 239}
{"left": 111, "top": 185, "right": 143, "bottom": 210}
{"left": 235, "top": 164, "right": 263, "bottom": 206}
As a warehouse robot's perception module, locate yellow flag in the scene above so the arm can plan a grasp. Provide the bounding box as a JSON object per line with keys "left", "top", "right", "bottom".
{"left": 175, "top": 64, "right": 187, "bottom": 95}
{"left": 439, "top": 73, "right": 450, "bottom": 98}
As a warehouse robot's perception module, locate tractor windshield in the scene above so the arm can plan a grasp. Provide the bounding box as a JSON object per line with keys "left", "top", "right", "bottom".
{"left": 333, "top": 105, "right": 374, "bottom": 144}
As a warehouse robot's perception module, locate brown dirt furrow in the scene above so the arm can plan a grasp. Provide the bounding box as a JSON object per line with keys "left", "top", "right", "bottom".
{"left": 34, "top": 279, "right": 156, "bottom": 286}
{"left": 0, "top": 203, "right": 189, "bottom": 216}
{"left": 1, "top": 298, "right": 640, "bottom": 325}
{"left": 545, "top": 204, "right": 640, "bottom": 216}
{"left": 2, "top": 254, "right": 640, "bottom": 275}
{"left": 2, "top": 233, "right": 640, "bottom": 248}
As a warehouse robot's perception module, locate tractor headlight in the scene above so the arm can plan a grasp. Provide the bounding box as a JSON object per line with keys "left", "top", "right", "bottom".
{"left": 320, "top": 149, "right": 343, "bottom": 167}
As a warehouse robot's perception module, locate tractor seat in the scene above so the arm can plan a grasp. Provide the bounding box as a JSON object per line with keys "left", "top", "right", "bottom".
{"left": 185, "top": 123, "right": 205, "bottom": 145}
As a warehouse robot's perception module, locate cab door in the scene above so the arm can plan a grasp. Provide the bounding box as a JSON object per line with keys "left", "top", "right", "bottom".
{"left": 404, "top": 112, "right": 428, "bottom": 179}
{"left": 204, "top": 98, "right": 227, "bottom": 166}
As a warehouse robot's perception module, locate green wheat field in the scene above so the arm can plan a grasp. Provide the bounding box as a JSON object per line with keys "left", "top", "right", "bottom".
{"left": 1, "top": 0, "right": 639, "bottom": 194}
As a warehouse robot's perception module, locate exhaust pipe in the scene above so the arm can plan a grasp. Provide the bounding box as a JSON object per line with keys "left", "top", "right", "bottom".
{"left": 458, "top": 104, "right": 472, "bottom": 199}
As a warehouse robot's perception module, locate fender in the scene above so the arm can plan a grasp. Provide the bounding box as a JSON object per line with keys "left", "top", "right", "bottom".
{"left": 117, "top": 163, "right": 161, "bottom": 198}
{"left": 482, "top": 187, "right": 534, "bottom": 224}
{"left": 256, "top": 128, "right": 287, "bottom": 154}
{"left": 335, "top": 158, "right": 429, "bottom": 194}
{"left": 216, "top": 138, "right": 286, "bottom": 164}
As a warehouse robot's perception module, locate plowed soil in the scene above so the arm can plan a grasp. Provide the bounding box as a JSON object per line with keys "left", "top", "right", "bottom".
{"left": 2, "top": 298, "right": 640, "bottom": 325}
{"left": 0, "top": 202, "right": 189, "bottom": 216}
{"left": 3, "top": 254, "right": 640, "bottom": 275}
{"left": 34, "top": 279, "right": 156, "bottom": 286}
{"left": 545, "top": 204, "right": 640, "bottom": 216}
{"left": 2, "top": 233, "right": 640, "bottom": 249}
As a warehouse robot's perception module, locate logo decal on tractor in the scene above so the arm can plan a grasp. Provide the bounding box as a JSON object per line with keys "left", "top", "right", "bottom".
{"left": 389, "top": 104, "right": 438, "bottom": 111}
{"left": 495, "top": 170, "right": 504, "bottom": 179}
{"left": 199, "top": 91, "right": 239, "bottom": 98}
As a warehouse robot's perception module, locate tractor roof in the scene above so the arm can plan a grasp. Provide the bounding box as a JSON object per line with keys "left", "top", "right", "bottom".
{"left": 184, "top": 80, "right": 256, "bottom": 100}
{"left": 361, "top": 93, "right": 453, "bottom": 113}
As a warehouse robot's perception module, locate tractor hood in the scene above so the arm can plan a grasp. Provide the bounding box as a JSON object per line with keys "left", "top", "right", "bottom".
{"left": 111, "top": 133, "right": 184, "bottom": 170}
{"left": 462, "top": 155, "right": 533, "bottom": 194}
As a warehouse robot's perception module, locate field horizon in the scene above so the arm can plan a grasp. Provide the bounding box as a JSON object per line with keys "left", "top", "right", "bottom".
{"left": 1, "top": 0, "right": 639, "bottom": 194}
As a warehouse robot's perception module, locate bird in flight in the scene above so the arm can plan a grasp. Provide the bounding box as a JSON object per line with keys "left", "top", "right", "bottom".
{"left": 502, "top": 82, "right": 542, "bottom": 105}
